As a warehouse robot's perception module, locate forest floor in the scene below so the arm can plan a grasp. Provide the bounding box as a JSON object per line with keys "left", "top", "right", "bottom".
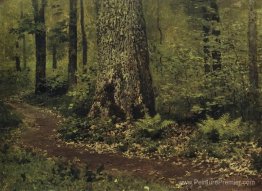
{"left": 7, "top": 100, "right": 262, "bottom": 191}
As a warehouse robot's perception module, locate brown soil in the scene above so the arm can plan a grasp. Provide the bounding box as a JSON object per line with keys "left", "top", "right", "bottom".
{"left": 8, "top": 101, "right": 262, "bottom": 191}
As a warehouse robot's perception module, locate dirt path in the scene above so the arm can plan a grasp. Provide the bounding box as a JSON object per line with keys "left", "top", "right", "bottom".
{"left": 8, "top": 101, "right": 262, "bottom": 191}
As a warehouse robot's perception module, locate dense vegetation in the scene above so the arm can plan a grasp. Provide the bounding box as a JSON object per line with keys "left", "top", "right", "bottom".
{"left": 0, "top": 0, "right": 262, "bottom": 190}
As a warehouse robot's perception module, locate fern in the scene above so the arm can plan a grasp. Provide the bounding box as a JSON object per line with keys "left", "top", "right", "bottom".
{"left": 135, "top": 114, "right": 174, "bottom": 139}
{"left": 197, "top": 114, "right": 242, "bottom": 142}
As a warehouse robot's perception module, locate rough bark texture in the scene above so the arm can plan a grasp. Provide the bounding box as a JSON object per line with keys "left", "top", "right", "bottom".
{"left": 80, "top": 0, "right": 88, "bottom": 72}
{"left": 89, "top": 0, "right": 155, "bottom": 121}
{"left": 248, "top": 0, "right": 259, "bottom": 90}
{"left": 32, "top": 0, "right": 47, "bottom": 94}
{"left": 68, "top": 0, "right": 77, "bottom": 87}
{"left": 202, "top": 0, "right": 221, "bottom": 73}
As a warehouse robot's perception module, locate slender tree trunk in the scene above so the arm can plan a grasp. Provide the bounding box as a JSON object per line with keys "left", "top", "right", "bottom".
{"left": 248, "top": 0, "right": 260, "bottom": 121}
{"left": 22, "top": 35, "right": 27, "bottom": 69}
{"left": 15, "top": 41, "right": 21, "bottom": 72}
{"left": 68, "top": 0, "right": 77, "bottom": 87}
{"left": 80, "top": 0, "right": 87, "bottom": 72}
{"left": 248, "top": 0, "right": 259, "bottom": 90}
{"left": 52, "top": 45, "right": 57, "bottom": 69}
{"left": 202, "top": 0, "right": 221, "bottom": 73}
{"left": 21, "top": 1, "right": 27, "bottom": 69}
{"left": 32, "top": 0, "right": 47, "bottom": 94}
{"left": 95, "top": 0, "right": 101, "bottom": 69}
{"left": 157, "top": 0, "right": 163, "bottom": 73}
{"left": 89, "top": 0, "right": 156, "bottom": 121}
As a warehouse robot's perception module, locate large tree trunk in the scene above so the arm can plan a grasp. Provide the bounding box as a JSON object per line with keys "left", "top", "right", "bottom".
{"left": 68, "top": 0, "right": 77, "bottom": 87}
{"left": 89, "top": 0, "right": 156, "bottom": 121}
{"left": 80, "top": 0, "right": 88, "bottom": 72}
{"left": 32, "top": 0, "right": 47, "bottom": 94}
{"left": 202, "top": 0, "right": 221, "bottom": 73}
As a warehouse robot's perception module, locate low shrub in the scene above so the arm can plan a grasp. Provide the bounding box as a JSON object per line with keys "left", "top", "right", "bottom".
{"left": 134, "top": 114, "right": 174, "bottom": 140}
{"left": 46, "top": 75, "right": 68, "bottom": 96}
{"left": 0, "top": 101, "right": 21, "bottom": 130}
{"left": 251, "top": 151, "right": 262, "bottom": 172}
{"left": 0, "top": 69, "right": 32, "bottom": 98}
{"left": 58, "top": 117, "right": 115, "bottom": 143}
{"left": 58, "top": 117, "right": 90, "bottom": 141}
{"left": 0, "top": 146, "right": 87, "bottom": 191}
{"left": 185, "top": 114, "right": 244, "bottom": 158}
{"left": 67, "top": 74, "right": 95, "bottom": 116}
{"left": 197, "top": 114, "right": 243, "bottom": 142}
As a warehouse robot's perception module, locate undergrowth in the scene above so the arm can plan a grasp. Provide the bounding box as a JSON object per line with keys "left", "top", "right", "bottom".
{"left": 0, "top": 144, "right": 174, "bottom": 191}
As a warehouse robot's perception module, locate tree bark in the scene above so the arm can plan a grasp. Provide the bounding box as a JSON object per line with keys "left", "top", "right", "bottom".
{"left": 22, "top": 35, "right": 27, "bottom": 69}
{"left": 68, "top": 0, "right": 78, "bottom": 87}
{"left": 32, "top": 0, "right": 47, "bottom": 94}
{"left": 248, "top": 0, "right": 259, "bottom": 90}
{"left": 248, "top": 0, "right": 260, "bottom": 121}
{"left": 80, "top": 0, "right": 87, "bottom": 72}
{"left": 15, "top": 41, "right": 21, "bottom": 72}
{"left": 202, "top": 0, "right": 221, "bottom": 73}
{"left": 89, "top": 0, "right": 156, "bottom": 121}
{"left": 21, "top": 1, "right": 27, "bottom": 69}
{"left": 157, "top": 0, "right": 163, "bottom": 73}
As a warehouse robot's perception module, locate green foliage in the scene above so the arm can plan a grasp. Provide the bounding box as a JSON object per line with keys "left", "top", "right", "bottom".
{"left": 67, "top": 73, "right": 95, "bottom": 116}
{"left": 0, "top": 101, "right": 21, "bottom": 130}
{"left": 58, "top": 117, "right": 115, "bottom": 143}
{"left": 10, "top": 14, "right": 35, "bottom": 37}
{"left": 0, "top": 146, "right": 87, "bottom": 191}
{"left": 197, "top": 114, "right": 243, "bottom": 142}
{"left": 58, "top": 115, "right": 181, "bottom": 157}
{"left": 185, "top": 114, "right": 245, "bottom": 158}
{"left": 58, "top": 117, "right": 90, "bottom": 141}
{"left": 134, "top": 114, "right": 174, "bottom": 140}
{"left": 251, "top": 151, "right": 262, "bottom": 172}
{"left": 0, "top": 144, "right": 172, "bottom": 191}
{"left": 92, "top": 175, "right": 173, "bottom": 191}
{"left": 46, "top": 74, "right": 68, "bottom": 96}
{"left": 0, "top": 69, "right": 32, "bottom": 98}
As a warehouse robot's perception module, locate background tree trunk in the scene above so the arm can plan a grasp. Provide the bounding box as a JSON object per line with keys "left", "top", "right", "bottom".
{"left": 157, "top": 0, "right": 163, "bottom": 73}
{"left": 15, "top": 41, "right": 21, "bottom": 72}
{"left": 248, "top": 0, "right": 259, "bottom": 90}
{"left": 68, "top": 0, "right": 77, "bottom": 87}
{"left": 89, "top": 0, "right": 156, "bottom": 121}
{"left": 32, "top": 0, "right": 47, "bottom": 94}
{"left": 248, "top": 0, "right": 260, "bottom": 121}
{"left": 202, "top": 0, "right": 221, "bottom": 73}
{"left": 80, "top": 0, "right": 87, "bottom": 72}
{"left": 21, "top": 1, "right": 27, "bottom": 69}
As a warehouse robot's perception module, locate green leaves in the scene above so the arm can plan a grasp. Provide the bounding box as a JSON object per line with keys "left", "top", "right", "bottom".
{"left": 0, "top": 101, "right": 21, "bottom": 130}
{"left": 135, "top": 114, "right": 174, "bottom": 140}
{"left": 197, "top": 114, "right": 243, "bottom": 141}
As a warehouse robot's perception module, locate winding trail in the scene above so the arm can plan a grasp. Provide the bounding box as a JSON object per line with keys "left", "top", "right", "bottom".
{"left": 8, "top": 101, "right": 262, "bottom": 191}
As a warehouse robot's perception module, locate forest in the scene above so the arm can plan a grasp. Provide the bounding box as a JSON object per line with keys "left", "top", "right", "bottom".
{"left": 0, "top": 0, "right": 262, "bottom": 190}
